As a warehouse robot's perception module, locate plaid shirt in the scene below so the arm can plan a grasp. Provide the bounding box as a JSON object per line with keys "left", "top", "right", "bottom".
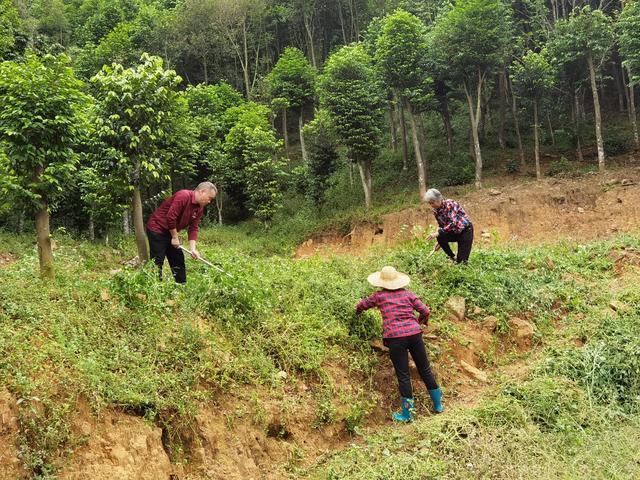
{"left": 433, "top": 199, "right": 471, "bottom": 235}
{"left": 356, "top": 289, "right": 430, "bottom": 339}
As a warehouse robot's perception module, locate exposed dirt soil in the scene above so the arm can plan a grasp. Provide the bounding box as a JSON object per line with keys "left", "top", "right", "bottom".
{"left": 0, "top": 306, "right": 535, "bottom": 480}
{"left": 0, "top": 389, "right": 28, "bottom": 479}
{"left": 0, "top": 253, "right": 18, "bottom": 267}
{"left": 296, "top": 166, "right": 640, "bottom": 258}
{"left": 58, "top": 400, "right": 177, "bottom": 480}
{"left": 5, "top": 166, "right": 638, "bottom": 479}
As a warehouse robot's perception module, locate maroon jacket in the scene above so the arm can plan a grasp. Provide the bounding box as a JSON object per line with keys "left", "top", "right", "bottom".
{"left": 147, "top": 190, "right": 204, "bottom": 241}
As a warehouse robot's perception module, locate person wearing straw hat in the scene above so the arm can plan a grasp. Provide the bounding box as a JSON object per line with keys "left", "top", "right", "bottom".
{"left": 424, "top": 188, "right": 474, "bottom": 264}
{"left": 356, "top": 266, "right": 444, "bottom": 421}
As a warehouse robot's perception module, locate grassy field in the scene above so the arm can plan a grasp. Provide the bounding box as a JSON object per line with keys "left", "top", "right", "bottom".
{"left": 1, "top": 226, "right": 640, "bottom": 478}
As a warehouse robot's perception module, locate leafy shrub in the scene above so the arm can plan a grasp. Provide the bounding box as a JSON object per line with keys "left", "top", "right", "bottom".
{"left": 505, "top": 158, "right": 520, "bottom": 174}
{"left": 498, "top": 377, "right": 592, "bottom": 432}
{"left": 542, "top": 311, "right": 640, "bottom": 413}
{"left": 548, "top": 156, "right": 575, "bottom": 177}
{"left": 436, "top": 153, "right": 475, "bottom": 187}
{"left": 604, "top": 132, "right": 632, "bottom": 156}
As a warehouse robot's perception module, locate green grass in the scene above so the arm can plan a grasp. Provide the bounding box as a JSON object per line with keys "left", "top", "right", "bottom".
{"left": 1, "top": 230, "right": 640, "bottom": 477}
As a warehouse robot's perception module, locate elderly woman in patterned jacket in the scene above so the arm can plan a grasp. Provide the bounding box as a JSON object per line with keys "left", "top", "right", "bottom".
{"left": 424, "top": 188, "right": 474, "bottom": 264}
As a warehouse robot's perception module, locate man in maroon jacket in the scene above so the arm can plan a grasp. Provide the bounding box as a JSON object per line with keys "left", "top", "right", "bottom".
{"left": 146, "top": 182, "right": 217, "bottom": 283}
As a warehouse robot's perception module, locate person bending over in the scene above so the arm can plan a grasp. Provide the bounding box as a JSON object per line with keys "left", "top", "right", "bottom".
{"left": 356, "top": 266, "right": 444, "bottom": 422}
{"left": 424, "top": 188, "right": 474, "bottom": 264}
{"left": 146, "top": 182, "right": 217, "bottom": 283}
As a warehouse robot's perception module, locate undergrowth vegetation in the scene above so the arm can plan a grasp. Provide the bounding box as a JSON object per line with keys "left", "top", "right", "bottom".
{"left": 1, "top": 231, "right": 639, "bottom": 477}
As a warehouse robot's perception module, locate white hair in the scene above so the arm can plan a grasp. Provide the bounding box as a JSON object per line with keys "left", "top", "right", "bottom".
{"left": 424, "top": 188, "right": 443, "bottom": 203}
{"left": 195, "top": 181, "right": 217, "bottom": 195}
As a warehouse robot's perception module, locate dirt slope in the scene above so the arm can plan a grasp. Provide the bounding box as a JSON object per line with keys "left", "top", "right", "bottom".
{"left": 297, "top": 166, "right": 640, "bottom": 257}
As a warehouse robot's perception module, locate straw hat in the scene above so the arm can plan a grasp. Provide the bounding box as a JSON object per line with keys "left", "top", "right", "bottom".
{"left": 367, "top": 266, "right": 410, "bottom": 290}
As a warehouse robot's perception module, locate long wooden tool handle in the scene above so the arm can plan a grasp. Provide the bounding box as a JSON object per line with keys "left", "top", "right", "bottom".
{"left": 179, "top": 246, "right": 233, "bottom": 278}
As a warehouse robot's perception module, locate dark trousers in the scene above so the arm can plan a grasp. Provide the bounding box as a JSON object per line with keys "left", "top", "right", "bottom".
{"left": 146, "top": 229, "right": 186, "bottom": 283}
{"left": 384, "top": 333, "right": 438, "bottom": 398}
{"left": 437, "top": 224, "right": 474, "bottom": 263}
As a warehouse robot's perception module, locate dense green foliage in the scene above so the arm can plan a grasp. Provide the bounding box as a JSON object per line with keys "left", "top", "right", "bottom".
{"left": 619, "top": 0, "right": 640, "bottom": 84}
{"left": 2, "top": 1, "right": 640, "bottom": 477}
{"left": 0, "top": 0, "right": 638, "bottom": 241}
{"left": 319, "top": 43, "right": 385, "bottom": 208}
{"left": 1, "top": 228, "right": 640, "bottom": 476}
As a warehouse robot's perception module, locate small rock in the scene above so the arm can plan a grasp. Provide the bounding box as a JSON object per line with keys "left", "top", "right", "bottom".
{"left": 460, "top": 360, "right": 488, "bottom": 383}
{"left": 369, "top": 339, "right": 389, "bottom": 352}
{"left": 489, "top": 189, "right": 502, "bottom": 196}
{"left": 135, "top": 293, "right": 147, "bottom": 301}
{"left": 165, "top": 299, "right": 176, "bottom": 307}
{"left": 481, "top": 315, "right": 499, "bottom": 333}
{"left": 546, "top": 258, "right": 555, "bottom": 270}
{"left": 609, "top": 300, "right": 631, "bottom": 314}
{"left": 509, "top": 196, "right": 517, "bottom": 205}
{"left": 121, "top": 256, "right": 141, "bottom": 267}
{"left": 472, "top": 306, "right": 485, "bottom": 316}
{"left": 621, "top": 178, "right": 635, "bottom": 186}
{"left": 445, "top": 296, "right": 466, "bottom": 321}
{"left": 508, "top": 317, "right": 535, "bottom": 348}
{"left": 424, "top": 334, "right": 438, "bottom": 340}
{"left": 577, "top": 207, "right": 585, "bottom": 213}
{"left": 481, "top": 231, "right": 491, "bottom": 239}
{"left": 100, "top": 289, "right": 110, "bottom": 301}
{"left": 617, "top": 197, "right": 623, "bottom": 204}
{"left": 276, "top": 370, "right": 288, "bottom": 380}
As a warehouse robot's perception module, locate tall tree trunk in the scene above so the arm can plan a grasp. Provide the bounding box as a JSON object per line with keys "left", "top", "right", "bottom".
{"left": 389, "top": 104, "right": 398, "bottom": 152}
{"left": 17, "top": 209, "right": 25, "bottom": 234}
{"left": 242, "top": 20, "right": 251, "bottom": 98}
{"left": 282, "top": 108, "right": 289, "bottom": 153}
{"left": 35, "top": 201, "right": 54, "bottom": 279}
{"left": 404, "top": 98, "right": 427, "bottom": 200}
{"left": 498, "top": 71, "right": 506, "bottom": 151}
{"left": 357, "top": 159, "right": 372, "bottom": 209}
{"left": 436, "top": 85, "right": 454, "bottom": 157}
{"left": 348, "top": 161, "right": 354, "bottom": 187}
{"left": 88, "top": 214, "right": 95, "bottom": 241}
{"left": 546, "top": 112, "right": 555, "bottom": 146}
{"left": 572, "top": 87, "right": 585, "bottom": 162}
{"left": 337, "top": 0, "right": 348, "bottom": 44}
{"left": 625, "top": 66, "right": 640, "bottom": 150}
{"left": 396, "top": 93, "right": 409, "bottom": 171}
{"left": 533, "top": 100, "right": 541, "bottom": 180}
{"left": 349, "top": 0, "right": 360, "bottom": 40}
{"left": 123, "top": 210, "right": 130, "bottom": 235}
{"left": 299, "top": 108, "right": 308, "bottom": 163}
{"left": 203, "top": 57, "right": 208, "bottom": 84}
{"left": 613, "top": 58, "right": 626, "bottom": 113}
{"left": 508, "top": 74, "right": 526, "bottom": 167}
{"left": 587, "top": 54, "right": 605, "bottom": 171}
{"left": 132, "top": 186, "right": 149, "bottom": 261}
{"left": 464, "top": 74, "right": 484, "bottom": 189}
{"left": 303, "top": 15, "right": 318, "bottom": 69}
{"left": 215, "top": 192, "right": 223, "bottom": 225}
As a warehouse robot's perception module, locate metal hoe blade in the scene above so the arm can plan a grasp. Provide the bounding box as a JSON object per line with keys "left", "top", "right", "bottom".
{"left": 180, "top": 246, "right": 234, "bottom": 278}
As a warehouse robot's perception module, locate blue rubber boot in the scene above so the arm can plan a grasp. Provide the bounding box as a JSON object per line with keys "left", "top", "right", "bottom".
{"left": 429, "top": 388, "right": 444, "bottom": 413}
{"left": 392, "top": 397, "right": 414, "bottom": 422}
